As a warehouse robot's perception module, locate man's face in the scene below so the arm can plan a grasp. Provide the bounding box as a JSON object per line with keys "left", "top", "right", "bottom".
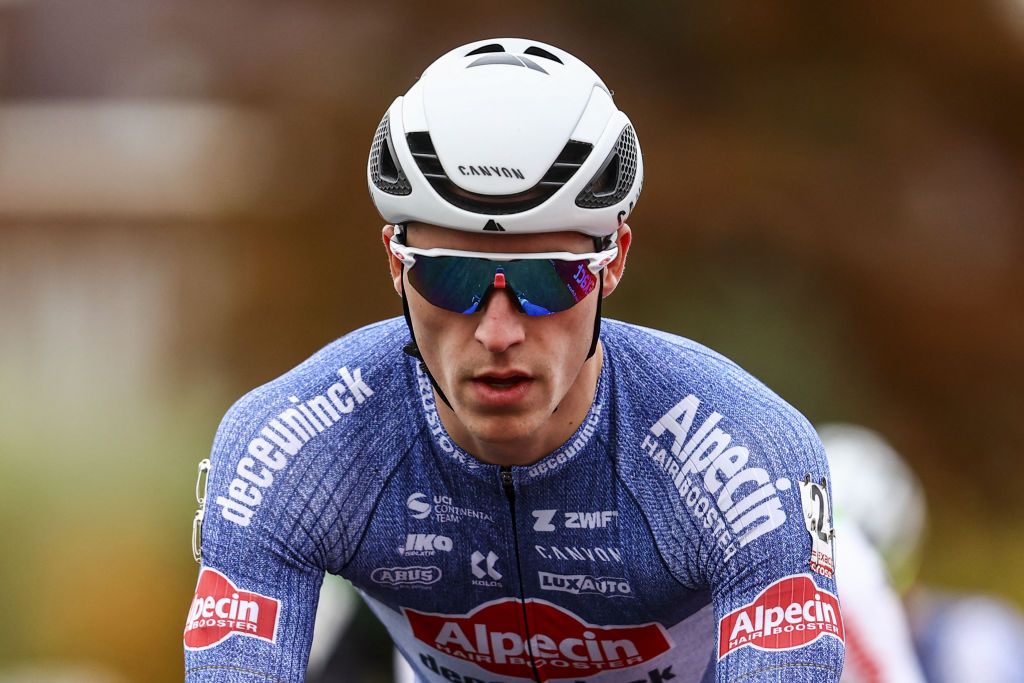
{"left": 384, "top": 222, "right": 629, "bottom": 449}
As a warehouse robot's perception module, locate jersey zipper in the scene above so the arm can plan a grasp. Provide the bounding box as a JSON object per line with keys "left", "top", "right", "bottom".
{"left": 501, "top": 466, "right": 542, "bottom": 683}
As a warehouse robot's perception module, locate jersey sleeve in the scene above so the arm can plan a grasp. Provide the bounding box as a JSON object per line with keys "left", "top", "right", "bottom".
{"left": 184, "top": 397, "right": 325, "bottom": 682}
{"left": 704, "top": 406, "right": 845, "bottom": 682}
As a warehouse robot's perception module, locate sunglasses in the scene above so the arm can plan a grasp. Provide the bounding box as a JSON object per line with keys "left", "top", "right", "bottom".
{"left": 389, "top": 235, "right": 618, "bottom": 316}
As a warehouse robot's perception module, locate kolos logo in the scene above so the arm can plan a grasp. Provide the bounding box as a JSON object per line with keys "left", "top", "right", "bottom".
{"left": 184, "top": 567, "right": 280, "bottom": 650}
{"left": 404, "top": 598, "right": 671, "bottom": 680}
{"left": 718, "top": 574, "right": 844, "bottom": 659}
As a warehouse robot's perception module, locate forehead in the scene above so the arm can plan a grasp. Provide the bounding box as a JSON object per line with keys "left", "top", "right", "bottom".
{"left": 405, "top": 223, "right": 595, "bottom": 253}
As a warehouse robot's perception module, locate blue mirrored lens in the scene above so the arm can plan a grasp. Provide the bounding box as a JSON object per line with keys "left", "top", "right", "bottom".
{"left": 407, "top": 256, "right": 598, "bottom": 316}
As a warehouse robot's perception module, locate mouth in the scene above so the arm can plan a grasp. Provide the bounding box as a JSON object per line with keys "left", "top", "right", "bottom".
{"left": 469, "top": 371, "right": 534, "bottom": 406}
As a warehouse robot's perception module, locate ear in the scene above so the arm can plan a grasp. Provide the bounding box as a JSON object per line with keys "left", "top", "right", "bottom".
{"left": 602, "top": 223, "right": 632, "bottom": 296}
{"left": 382, "top": 224, "right": 403, "bottom": 296}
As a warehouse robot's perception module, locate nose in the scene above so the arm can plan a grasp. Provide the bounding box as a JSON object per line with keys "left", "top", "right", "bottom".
{"left": 473, "top": 287, "right": 526, "bottom": 354}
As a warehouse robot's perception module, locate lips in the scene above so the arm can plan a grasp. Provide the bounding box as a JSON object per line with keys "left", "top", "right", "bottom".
{"left": 469, "top": 371, "right": 534, "bottom": 407}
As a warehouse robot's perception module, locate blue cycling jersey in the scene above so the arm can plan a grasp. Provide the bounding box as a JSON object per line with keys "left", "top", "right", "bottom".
{"left": 183, "top": 317, "right": 845, "bottom": 682}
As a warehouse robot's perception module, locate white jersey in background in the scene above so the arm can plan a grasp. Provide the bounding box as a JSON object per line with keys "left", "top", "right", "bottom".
{"left": 834, "top": 523, "right": 926, "bottom": 683}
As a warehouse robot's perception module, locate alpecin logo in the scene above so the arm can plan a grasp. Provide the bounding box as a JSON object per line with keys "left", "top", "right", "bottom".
{"left": 404, "top": 598, "right": 672, "bottom": 679}
{"left": 184, "top": 567, "right": 280, "bottom": 650}
{"left": 718, "top": 574, "right": 844, "bottom": 659}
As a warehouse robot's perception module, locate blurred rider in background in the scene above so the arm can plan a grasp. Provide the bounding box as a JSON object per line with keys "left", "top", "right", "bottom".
{"left": 821, "top": 423, "right": 1024, "bottom": 683}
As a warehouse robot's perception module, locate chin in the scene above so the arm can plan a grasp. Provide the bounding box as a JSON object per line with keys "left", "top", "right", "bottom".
{"left": 461, "top": 409, "right": 544, "bottom": 446}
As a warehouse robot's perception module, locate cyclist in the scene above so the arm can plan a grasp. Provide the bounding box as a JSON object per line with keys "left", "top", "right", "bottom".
{"left": 820, "top": 423, "right": 1024, "bottom": 683}
{"left": 818, "top": 424, "right": 927, "bottom": 683}
{"left": 184, "top": 38, "right": 845, "bottom": 682}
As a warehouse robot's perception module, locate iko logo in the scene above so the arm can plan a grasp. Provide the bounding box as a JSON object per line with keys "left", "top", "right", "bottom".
{"left": 371, "top": 566, "right": 442, "bottom": 588}
{"left": 539, "top": 571, "right": 633, "bottom": 598}
{"left": 407, "top": 493, "right": 432, "bottom": 519}
{"left": 532, "top": 509, "right": 618, "bottom": 531}
{"left": 470, "top": 551, "right": 502, "bottom": 585}
{"left": 399, "top": 534, "right": 453, "bottom": 557}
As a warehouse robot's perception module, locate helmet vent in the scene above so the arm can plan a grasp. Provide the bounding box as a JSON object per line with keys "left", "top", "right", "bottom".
{"left": 369, "top": 113, "right": 411, "bottom": 196}
{"left": 406, "top": 132, "right": 446, "bottom": 180}
{"left": 524, "top": 46, "right": 563, "bottom": 64}
{"left": 466, "top": 43, "right": 504, "bottom": 56}
{"left": 575, "top": 125, "right": 637, "bottom": 209}
{"left": 407, "top": 133, "right": 593, "bottom": 215}
{"left": 468, "top": 54, "right": 548, "bottom": 74}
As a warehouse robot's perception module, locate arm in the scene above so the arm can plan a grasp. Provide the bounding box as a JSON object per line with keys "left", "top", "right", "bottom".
{"left": 184, "top": 399, "right": 325, "bottom": 682}
{"left": 697, "top": 408, "right": 845, "bottom": 681}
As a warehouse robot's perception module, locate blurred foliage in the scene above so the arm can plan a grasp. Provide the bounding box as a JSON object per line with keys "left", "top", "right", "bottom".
{"left": 0, "top": 0, "right": 1022, "bottom": 680}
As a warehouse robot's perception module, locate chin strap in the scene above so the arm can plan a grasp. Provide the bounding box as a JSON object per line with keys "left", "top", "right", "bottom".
{"left": 587, "top": 275, "right": 603, "bottom": 361}
{"left": 585, "top": 234, "right": 609, "bottom": 361}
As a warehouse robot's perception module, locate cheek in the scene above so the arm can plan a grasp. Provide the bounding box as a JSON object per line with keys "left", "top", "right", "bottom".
{"left": 536, "top": 300, "right": 597, "bottom": 356}
{"left": 407, "top": 290, "right": 473, "bottom": 351}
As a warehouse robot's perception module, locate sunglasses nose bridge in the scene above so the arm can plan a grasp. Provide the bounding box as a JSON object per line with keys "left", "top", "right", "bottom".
{"left": 492, "top": 268, "right": 507, "bottom": 289}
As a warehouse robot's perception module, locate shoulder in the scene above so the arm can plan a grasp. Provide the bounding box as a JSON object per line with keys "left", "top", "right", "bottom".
{"left": 602, "top": 319, "right": 819, "bottom": 453}
{"left": 602, "top": 319, "right": 828, "bottom": 579}
{"left": 202, "top": 318, "right": 415, "bottom": 563}
{"left": 220, "top": 316, "right": 409, "bottom": 437}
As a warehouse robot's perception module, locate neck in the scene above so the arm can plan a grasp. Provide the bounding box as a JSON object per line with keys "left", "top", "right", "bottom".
{"left": 437, "top": 342, "right": 604, "bottom": 467}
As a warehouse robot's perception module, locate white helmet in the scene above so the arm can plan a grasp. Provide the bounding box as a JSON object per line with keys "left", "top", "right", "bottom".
{"left": 818, "top": 423, "right": 927, "bottom": 591}
{"left": 368, "top": 38, "right": 643, "bottom": 237}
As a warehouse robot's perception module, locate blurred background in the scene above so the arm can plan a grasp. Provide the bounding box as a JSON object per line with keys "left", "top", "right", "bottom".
{"left": 0, "top": 1, "right": 1022, "bottom": 681}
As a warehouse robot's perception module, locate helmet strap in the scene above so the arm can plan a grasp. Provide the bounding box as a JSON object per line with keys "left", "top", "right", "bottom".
{"left": 585, "top": 235, "right": 608, "bottom": 361}
{"left": 395, "top": 224, "right": 456, "bottom": 412}
{"left": 401, "top": 278, "right": 456, "bottom": 413}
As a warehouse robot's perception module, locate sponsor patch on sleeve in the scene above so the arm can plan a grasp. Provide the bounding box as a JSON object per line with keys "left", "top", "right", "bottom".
{"left": 184, "top": 567, "right": 281, "bottom": 650}
{"left": 718, "top": 574, "right": 844, "bottom": 659}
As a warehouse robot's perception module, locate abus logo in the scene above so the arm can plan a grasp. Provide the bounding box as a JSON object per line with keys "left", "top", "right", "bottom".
{"left": 184, "top": 568, "right": 280, "bottom": 650}
{"left": 407, "top": 492, "right": 431, "bottom": 519}
{"left": 371, "top": 566, "right": 442, "bottom": 587}
{"left": 539, "top": 572, "right": 633, "bottom": 598}
{"left": 718, "top": 574, "right": 844, "bottom": 659}
{"left": 404, "top": 598, "right": 672, "bottom": 679}
{"left": 399, "top": 534, "right": 453, "bottom": 556}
